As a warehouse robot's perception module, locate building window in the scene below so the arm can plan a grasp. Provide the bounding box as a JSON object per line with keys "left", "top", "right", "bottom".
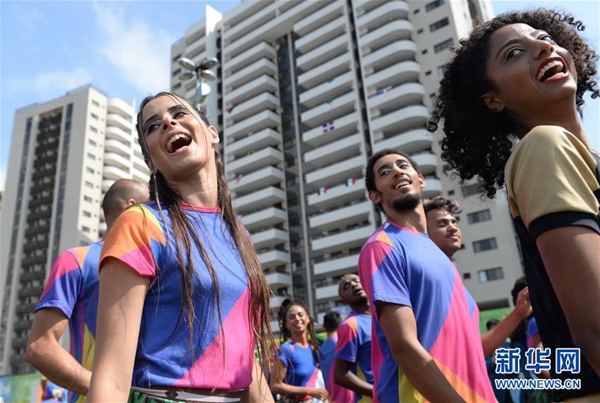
{"left": 90, "top": 126, "right": 98, "bottom": 133}
{"left": 478, "top": 267, "right": 504, "bottom": 283}
{"left": 84, "top": 196, "right": 93, "bottom": 203}
{"left": 426, "top": 0, "right": 445, "bottom": 12}
{"left": 172, "top": 54, "right": 182, "bottom": 63}
{"left": 473, "top": 238, "right": 498, "bottom": 253}
{"left": 463, "top": 272, "right": 471, "bottom": 280}
{"left": 425, "top": 70, "right": 432, "bottom": 76}
{"left": 413, "top": 8, "right": 420, "bottom": 14}
{"left": 172, "top": 82, "right": 181, "bottom": 90}
{"left": 448, "top": 190, "right": 455, "bottom": 196}
{"left": 417, "top": 28, "right": 424, "bottom": 34}
{"left": 422, "top": 49, "right": 428, "bottom": 55}
{"left": 437, "top": 65, "right": 446, "bottom": 77}
{"left": 83, "top": 211, "right": 91, "bottom": 218}
{"left": 462, "top": 182, "right": 484, "bottom": 197}
{"left": 82, "top": 226, "right": 90, "bottom": 233}
{"left": 434, "top": 38, "right": 453, "bottom": 53}
{"left": 85, "top": 181, "right": 94, "bottom": 189}
{"left": 89, "top": 139, "right": 97, "bottom": 147}
{"left": 87, "top": 153, "right": 96, "bottom": 161}
{"left": 172, "top": 68, "right": 181, "bottom": 77}
{"left": 86, "top": 167, "right": 94, "bottom": 174}
{"left": 91, "top": 113, "right": 98, "bottom": 120}
{"left": 467, "top": 209, "right": 492, "bottom": 224}
{"left": 430, "top": 18, "right": 449, "bottom": 32}
{"left": 92, "top": 100, "right": 100, "bottom": 107}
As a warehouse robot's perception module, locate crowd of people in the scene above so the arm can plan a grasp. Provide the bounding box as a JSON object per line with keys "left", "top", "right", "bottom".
{"left": 23, "top": 7, "right": 598, "bottom": 403}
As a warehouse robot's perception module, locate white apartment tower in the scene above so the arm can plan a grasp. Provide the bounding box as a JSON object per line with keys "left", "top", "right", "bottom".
{"left": 170, "top": 0, "right": 524, "bottom": 328}
{"left": 0, "top": 85, "right": 149, "bottom": 375}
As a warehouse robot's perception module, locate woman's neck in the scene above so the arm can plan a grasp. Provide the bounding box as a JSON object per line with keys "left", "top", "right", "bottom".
{"left": 290, "top": 333, "right": 309, "bottom": 347}
{"left": 167, "top": 170, "right": 219, "bottom": 207}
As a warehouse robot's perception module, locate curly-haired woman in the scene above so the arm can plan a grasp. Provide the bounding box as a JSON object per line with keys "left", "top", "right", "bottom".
{"left": 429, "top": 9, "right": 600, "bottom": 401}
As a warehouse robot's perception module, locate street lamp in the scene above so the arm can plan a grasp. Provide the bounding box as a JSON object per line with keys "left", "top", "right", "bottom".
{"left": 177, "top": 56, "right": 219, "bottom": 114}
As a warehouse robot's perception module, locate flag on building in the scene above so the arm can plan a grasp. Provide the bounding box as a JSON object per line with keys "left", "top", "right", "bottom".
{"left": 236, "top": 173, "right": 244, "bottom": 183}
{"left": 327, "top": 77, "right": 335, "bottom": 87}
{"left": 325, "top": 98, "right": 333, "bottom": 109}
{"left": 345, "top": 177, "right": 356, "bottom": 187}
{"left": 376, "top": 86, "right": 393, "bottom": 95}
{"left": 226, "top": 105, "right": 235, "bottom": 113}
{"left": 318, "top": 187, "right": 327, "bottom": 196}
{"left": 322, "top": 121, "right": 335, "bottom": 133}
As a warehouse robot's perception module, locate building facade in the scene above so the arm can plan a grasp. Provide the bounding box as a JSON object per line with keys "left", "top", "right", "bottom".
{"left": 170, "top": 0, "right": 524, "bottom": 329}
{"left": 0, "top": 85, "right": 148, "bottom": 375}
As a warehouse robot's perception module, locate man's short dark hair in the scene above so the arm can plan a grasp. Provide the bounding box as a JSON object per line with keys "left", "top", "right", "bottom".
{"left": 323, "top": 311, "right": 342, "bottom": 333}
{"left": 423, "top": 196, "right": 462, "bottom": 216}
{"left": 486, "top": 318, "right": 501, "bottom": 330}
{"left": 365, "top": 148, "right": 419, "bottom": 194}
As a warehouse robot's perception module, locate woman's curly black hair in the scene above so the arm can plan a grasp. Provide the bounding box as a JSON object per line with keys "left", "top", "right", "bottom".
{"left": 428, "top": 8, "right": 599, "bottom": 199}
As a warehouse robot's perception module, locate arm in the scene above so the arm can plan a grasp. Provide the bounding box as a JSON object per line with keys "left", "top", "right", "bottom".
{"left": 528, "top": 332, "right": 551, "bottom": 380}
{"left": 480, "top": 287, "right": 531, "bottom": 357}
{"left": 333, "top": 358, "right": 373, "bottom": 397}
{"left": 26, "top": 309, "right": 91, "bottom": 395}
{"left": 86, "top": 258, "right": 149, "bottom": 402}
{"left": 537, "top": 226, "right": 600, "bottom": 376}
{"left": 269, "top": 359, "right": 329, "bottom": 401}
{"left": 378, "top": 302, "right": 465, "bottom": 402}
{"left": 248, "top": 360, "right": 275, "bottom": 403}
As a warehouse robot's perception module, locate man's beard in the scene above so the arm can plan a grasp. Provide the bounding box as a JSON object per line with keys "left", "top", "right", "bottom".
{"left": 392, "top": 194, "right": 421, "bottom": 211}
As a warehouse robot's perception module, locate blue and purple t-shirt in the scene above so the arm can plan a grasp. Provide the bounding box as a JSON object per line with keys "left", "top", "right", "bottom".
{"left": 36, "top": 242, "right": 102, "bottom": 403}
{"left": 100, "top": 202, "right": 255, "bottom": 390}
{"left": 358, "top": 221, "right": 496, "bottom": 402}
{"left": 335, "top": 311, "right": 373, "bottom": 403}
{"left": 278, "top": 341, "right": 319, "bottom": 400}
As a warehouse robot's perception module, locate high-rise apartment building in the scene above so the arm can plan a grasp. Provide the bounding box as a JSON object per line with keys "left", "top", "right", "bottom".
{"left": 170, "top": 0, "right": 524, "bottom": 330}
{"left": 0, "top": 85, "right": 149, "bottom": 375}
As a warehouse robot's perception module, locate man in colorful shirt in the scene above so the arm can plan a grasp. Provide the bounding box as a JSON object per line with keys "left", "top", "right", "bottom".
{"left": 26, "top": 179, "right": 148, "bottom": 403}
{"left": 358, "top": 148, "right": 496, "bottom": 402}
{"left": 334, "top": 274, "right": 373, "bottom": 403}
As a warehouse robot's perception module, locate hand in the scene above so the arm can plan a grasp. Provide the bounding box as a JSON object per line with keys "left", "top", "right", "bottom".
{"left": 309, "top": 388, "right": 329, "bottom": 401}
{"left": 515, "top": 287, "right": 533, "bottom": 319}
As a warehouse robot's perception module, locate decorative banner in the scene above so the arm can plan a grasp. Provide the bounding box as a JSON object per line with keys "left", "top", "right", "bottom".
{"left": 345, "top": 178, "right": 356, "bottom": 187}
{"left": 321, "top": 121, "right": 335, "bottom": 133}
{"left": 317, "top": 187, "right": 327, "bottom": 196}
{"left": 376, "top": 86, "right": 393, "bottom": 95}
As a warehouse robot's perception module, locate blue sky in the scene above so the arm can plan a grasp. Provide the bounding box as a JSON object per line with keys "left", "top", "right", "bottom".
{"left": 1, "top": 0, "right": 599, "bottom": 187}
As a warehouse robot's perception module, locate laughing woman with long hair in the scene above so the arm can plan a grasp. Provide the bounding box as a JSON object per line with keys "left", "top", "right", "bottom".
{"left": 87, "top": 92, "right": 276, "bottom": 402}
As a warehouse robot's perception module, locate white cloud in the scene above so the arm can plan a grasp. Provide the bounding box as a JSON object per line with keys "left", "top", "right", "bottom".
{"left": 93, "top": 4, "right": 176, "bottom": 95}
{"left": 11, "top": 3, "right": 45, "bottom": 33}
{"left": 6, "top": 68, "right": 92, "bottom": 99}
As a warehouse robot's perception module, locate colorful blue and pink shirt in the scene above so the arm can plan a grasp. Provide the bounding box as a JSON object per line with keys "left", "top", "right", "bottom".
{"left": 335, "top": 311, "right": 373, "bottom": 403}
{"left": 36, "top": 242, "right": 102, "bottom": 403}
{"left": 100, "top": 202, "right": 255, "bottom": 390}
{"left": 358, "top": 221, "right": 496, "bottom": 402}
{"left": 278, "top": 341, "right": 319, "bottom": 400}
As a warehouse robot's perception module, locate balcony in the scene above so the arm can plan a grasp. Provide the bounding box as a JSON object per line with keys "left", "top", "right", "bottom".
{"left": 305, "top": 155, "right": 364, "bottom": 188}
{"left": 411, "top": 153, "right": 438, "bottom": 175}
{"left": 422, "top": 177, "right": 443, "bottom": 199}
{"left": 356, "top": 1, "right": 409, "bottom": 31}
{"left": 106, "top": 113, "right": 133, "bottom": 132}
{"left": 104, "top": 152, "right": 130, "bottom": 171}
{"left": 299, "top": 72, "right": 354, "bottom": 109}
{"left": 370, "top": 105, "right": 429, "bottom": 136}
{"left": 226, "top": 128, "right": 280, "bottom": 159}
{"left": 294, "top": 1, "right": 344, "bottom": 37}
{"left": 102, "top": 179, "right": 115, "bottom": 192}
{"left": 314, "top": 254, "right": 360, "bottom": 276}
{"left": 107, "top": 98, "right": 134, "bottom": 116}
{"left": 227, "top": 92, "right": 279, "bottom": 125}
{"left": 252, "top": 228, "right": 288, "bottom": 249}
{"left": 132, "top": 167, "right": 148, "bottom": 184}
{"left": 264, "top": 271, "right": 292, "bottom": 287}
{"left": 104, "top": 139, "right": 131, "bottom": 157}
{"left": 233, "top": 186, "right": 286, "bottom": 214}
{"left": 367, "top": 83, "right": 426, "bottom": 115}
{"left": 241, "top": 207, "right": 287, "bottom": 232}
{"left": 223, "top": 3, "right": 276, "bottom": 45}
{"left": 372, "top": 129, "right": 433, "bottom": 154}
{"left": 226, "top": 75, "right": 278, "bottom": 107}
{"left": 185, "top": 18, "right": 206, "bottom": 45}
{"left": 304, "top": 133, "right": 362, "bottom": 168}
{"left": 296, "top": 34, "right": 349, "bottom": 72}
{"left": 362, "top": 40, "right": 417, "bottom": 71}
{"left": 227, "top": 147, "right": 283, "bottom": 175}
{"left": 226, "top": 110, "right": 280, "bottom": 142}
{"left": 297, "top": 53, "right": 352, "bottom": 89}
{"left": 308, "top": 182, "right": 366, "bottom": 210}
{"left": 296, "top": 15, "right": 346, "bottom": 54}
{"left": 311, "top": 225, "right": 374, "bottom": 254}
{"left": 270, "top": 295, "right": 288, "bottom": 309}
{"left": 302, "top": 112, "right": 359, "bottom": 148}
{"left": 364, "top": 61, "right": 421, "bottom": 91}
{"left": 315, "top": 284, "right": 339, "bottom": 300}
{"left": 103, "top": 165, "right": 130, "bottom": 181}
{"left": 271, "top": 320, "right": 280, "bottom": 333}
{"left": 185, "top": 36, "right": 206, "bottom": 60}
{"left": 105, "top": 126, "right": 132, "bottom": 146}
{"left": 260, "top": 250, "right": 291, "bottom": 269}
{"left": 309, "top": 200, "right": 371, "bottom": 232}
{"left": 225, "top": 42, "right": 276, "bottom": 75}
{"left": 230, "top": 166, "right": 285, "bottom": 195}
{"left": 300, "top": 92, "right": 357, "bottom": 128}
{"left": 225, "top": 58, "right": 277, "bottom": 91}
{"left": 360, "top": 20, "right": 412, "bottom": 53}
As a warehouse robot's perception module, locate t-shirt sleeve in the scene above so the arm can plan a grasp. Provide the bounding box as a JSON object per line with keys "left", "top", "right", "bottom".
{"left": 359, "top": 240, "right": 411, "bottom": 313}
{"left": 278, "top": 343, "right": 291, "bottom": 369}
{"left": 335, "top": 319, "right": 358, "bottom": 363}
{"left": 36, "top": 250, "right": 82, "bottom": 318}
{"left": 506, "top": 126, "right": 600, "bottom": 239}
{"left": 100, "top": 205, "right": 166, "bottom": 281}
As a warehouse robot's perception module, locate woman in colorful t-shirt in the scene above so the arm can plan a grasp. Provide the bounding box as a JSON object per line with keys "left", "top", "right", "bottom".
{"left": 87, "top": 92, "right": 275, "bottom": 402}
{"left": 271, "top": 299, "right": 329, "bottom": 403}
